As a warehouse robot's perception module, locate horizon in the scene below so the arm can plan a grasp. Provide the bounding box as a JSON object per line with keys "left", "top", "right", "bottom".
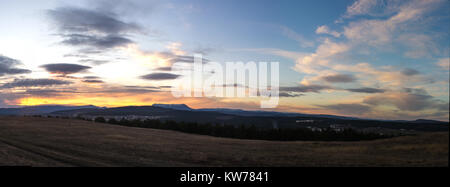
{"left": 1, "top": 103, "right": 448, "bottom": 122}
{"left": 0, "top": 0, "right": 449, "bottom": 121}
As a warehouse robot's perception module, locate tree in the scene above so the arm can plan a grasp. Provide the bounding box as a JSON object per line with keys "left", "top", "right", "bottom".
{"left": 94, "top": 117, "right": 106, "bottom": 123}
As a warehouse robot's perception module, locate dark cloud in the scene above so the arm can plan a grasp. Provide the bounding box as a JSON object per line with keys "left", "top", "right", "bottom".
{"left": 0, "top": 78, "right": 72, "bottom": 88}
{"left": 435, "top": 102, "right": 449, "bottom": 111}
{"left": 138, "top": 53, "right": 209, "bottom": 69}
{"left": 279, "top": 92, "right": 304, "bottom": 97}
{"left": 319, "top": 104, "right": 371, "bottom": 115}
{"left": 100, "top": 86, "right": 161, "bottom": 93}
{"left": 124, "top": 85, "right": 159, "bottom": 89}
{"left": 0, "top": 55, "right": 31, "bottom": 76}
{"left": 280, "top": 85, "right": 332, "bottom": 93}
{"left": 221, "top": 83, "right": 247, "bottom": 88}
{"left": 83, "top": 76, "right": 101, "bottom": 79}
{"left": 0, "top": 92, "right": 23, "bottom": 107}
{"left": 403, "top": 88, "right": 428, "bottom": 95}
{"left": 345, "top": 87, "right": 386, "bottom": 93}
{"left": 144, "top": 52, "right": 195, "bottom": 63}
{"left": 401, "top": 68, "right": 420, "bottom": 76}
{"left": 140, "top": 73, "right": 181, "bottom": 80}
{"left": 321, "top": 74, "right": 356, "bottom": 83}
{"left": 47, "top": 7, "right": 141, "bottom": 35}
{"left": 61, "top": 34, "right": 133, "bottom": 49}
{"left": 20, "top": 89, "right": 79, "bottom": 97}
{"left": 154, "top": 67, "right": 172, "bottom": 71}
{"left": 47, "top": 6, "right": 142, "bottom": 54}
{"left": 82, "top": 79, "right": 104, "bottom": 84}
{"left": 363, "top": 92, "right": 436, "bottom": 111}
{"left": 54, "top": 75, "right": 79, "bottom": 79}
{"left": 41, "top": 63, "right": 91, "bottom": 75}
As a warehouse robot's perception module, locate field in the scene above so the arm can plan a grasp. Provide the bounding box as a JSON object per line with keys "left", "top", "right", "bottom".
{"left": 0, "top": 116, "right": 448, "bottom": 167}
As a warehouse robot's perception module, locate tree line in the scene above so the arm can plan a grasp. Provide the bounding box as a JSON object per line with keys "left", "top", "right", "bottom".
{"left": 85, "top": 116, "right": 390, "bottom": 141}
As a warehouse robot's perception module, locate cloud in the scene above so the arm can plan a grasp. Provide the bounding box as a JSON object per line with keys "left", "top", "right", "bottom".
{"left": 345, "top": 87, "right": 386, "bottom": 93}
{"left": 319, "top": 103, "right": 371, "bottom": 115}
{"left": 291, "top": 0, "right": 446, "bottom": 92}
{"left": 280, "top": 26, "right": 315, "bottom": 48}
{"left": 402, "top": 87, "right": 428, "bottom": 95}
{"left": 342, "top": 0, "right": 444, "bottom": 20}
{"left": 0, "top": 78, "right": 72, "bottom": 88}
{"left": 398, "top": 34, "right": 440, "bottom": 59}
{"left": 221, "top": 83, "right": 247, "bottom": 88}
{"left": 82, "top": 79, "right": 104, "bottom": 84}
{"left": 315, "top": 25, "right": 341, "bottom": 37}
{"left": 47, "top": 6, "right": 143, "bottom": 52}
{"left": 321, "top": 74, "right": 356, "bottom": 83}
{"left": 279, "top": 92, "right": 304, "bottom": 97}
{"left": 294, "top": 39, "right": 349, "bottom": 74}
{"left": 19, "top": 88, "right": 79, "bottom": 97}
{"left": 140, "top": 73, "right": 181, "bottom": 80}
{"left": 280, "top": 84, "right": 332, "bottom": 93}
{"left": 342, "top": 0, "right": 445, "bottom": 51}
{"left": 83, "top": 76, "right": 101, "bottom": 79}
{"left": 41, "top": 63, "right": 91, "bottom": 75}
{"left": 60, "top": 34, "right": 133, "bottom": 49}
{"left": 168, "top": 55, "right": 209, "bottom": 64}
{"left": 124, "top": 85, "right": 159, "bottom": 89}
{"left": 128, "top": 46, "right": 210, "bottom": 69}
{"left": 363, "top": 91, "right": 442, "bottom": 111}
{"left": 78, "top": 59, "right": 110, "bottom": 65}
{"left": 47, "top": 7, "right": 141, "bottom": 35}
{"left": 333, "top": 63, "right": 432, "bottom": 87}
{"left": 401, "top": 68, "right": 420, "bottom": 76}
{"left": 436, "top": 58, "right": 449, "bottom": 70}
{"left": 343, "top": 0, "right": 394, "bottom": 18}
{"left": 0, "top": 55, "right": 31, "bottom": 76}
{"left": 154, "top": 67, "right": 172, "bottom": 71}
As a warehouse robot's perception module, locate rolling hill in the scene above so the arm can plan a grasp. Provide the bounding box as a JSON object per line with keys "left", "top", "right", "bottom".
{"left": 0, "top": 116, "right": 448, "bottom": 167}
{"left": 0, "top": 104, "right": 448, "bottom": 132}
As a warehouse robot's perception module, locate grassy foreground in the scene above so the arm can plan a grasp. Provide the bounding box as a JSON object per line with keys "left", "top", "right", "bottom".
{"left": 0, "top": 116, "right": 448, "bottom": 167}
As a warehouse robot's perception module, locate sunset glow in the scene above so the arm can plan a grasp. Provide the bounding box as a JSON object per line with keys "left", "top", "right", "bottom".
{"left": 0, "top": 0, "right": 449, "bottom": 121}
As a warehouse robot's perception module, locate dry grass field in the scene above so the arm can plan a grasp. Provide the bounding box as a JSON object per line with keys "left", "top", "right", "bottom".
{"left": 0, "top": 116, "right": 448, "bottom": 167}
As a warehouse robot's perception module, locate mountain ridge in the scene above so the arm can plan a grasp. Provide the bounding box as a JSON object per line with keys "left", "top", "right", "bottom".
{"left": 0, "top": 104, "right": 448, "bottom": 124}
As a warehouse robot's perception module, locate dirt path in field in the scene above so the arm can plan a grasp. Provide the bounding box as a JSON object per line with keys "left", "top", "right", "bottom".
{"left": 0, "top": 137, "right": 107, "bottom": 166}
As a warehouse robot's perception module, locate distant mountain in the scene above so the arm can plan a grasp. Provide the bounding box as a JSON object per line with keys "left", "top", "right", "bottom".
{"left": 411, "top": 119, "right": 448, "bottom": 124}
{"left": 152, "top": 104, "right": 192, "bottom": 111}
{"left": 194, "top": 108, "right": 360, "bottom": 120}
{"left": 2, "top": 104, "right": 448, "bottom": 132}
{"left": 0, "top": 105, "right": 100, "bottom": 116}
{"left": 197, "top": 108, "right": 299, "bottom": 117}
{"left": 50, "top": 105, "right": 258, "bottom": 127}
{"left": 45, "top": 104, "right": 448, "bottom": 132}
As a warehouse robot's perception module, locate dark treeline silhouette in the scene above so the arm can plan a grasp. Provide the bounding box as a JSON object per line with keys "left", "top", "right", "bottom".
{"left": 85, "top": 116, "right": 390, "bottom": 141}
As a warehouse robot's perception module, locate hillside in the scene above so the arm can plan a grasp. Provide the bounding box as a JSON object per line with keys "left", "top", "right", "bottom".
{"left": 0, "top": 116, "right": 448, "bottom": 167}
{"left": 50, "top": 105, "right": 449, "bottom": 132}
{"left": 0, "top": 105, "right": 99, "bottom": 115}
{"left": 1, "top": 105, "right": 448, "bottom": 132}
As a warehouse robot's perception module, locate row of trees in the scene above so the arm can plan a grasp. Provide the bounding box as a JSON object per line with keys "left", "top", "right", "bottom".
{"left": 89, "top": 117, "right": 389, "bottom": 141}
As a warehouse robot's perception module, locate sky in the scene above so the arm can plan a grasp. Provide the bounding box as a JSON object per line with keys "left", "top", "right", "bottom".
{"left": 0, "top": 0, "right": 449, "bottom": 121}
